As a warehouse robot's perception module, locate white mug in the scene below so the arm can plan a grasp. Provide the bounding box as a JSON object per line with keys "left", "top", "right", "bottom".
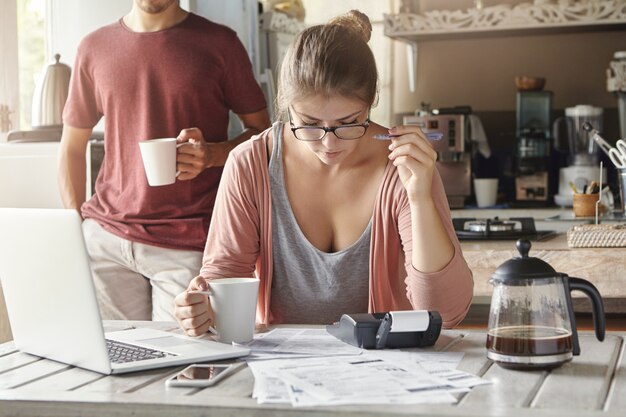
{"left": 138, "top": 138, "right": 178, "bottom": 186}
{"left": 139, "top": 138, "right": 193, "bottom": 186}
{"left": 208, "top": 278, "right": 259, "bottom": 344}
{"left": 474, "top": 178, "right": 498, "bottom": 208}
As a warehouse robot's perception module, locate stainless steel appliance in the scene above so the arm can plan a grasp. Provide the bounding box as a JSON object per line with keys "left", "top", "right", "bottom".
{"left": 403, "top": 113, "right": 470, "bottom": 208}
{"left": 487, "top": 239, "right": 605, "bottom": 369}
{"left": 607, "top": 51, "right": 626, "bottom": 139}
{"left": 515, "top": 91, "right": 553, "bottom": 204}
{"left": 452, "top": 217, "right": 555, "bottom": 241}
{"left": 552, "top": 105, "right": 605, "bottom": 207}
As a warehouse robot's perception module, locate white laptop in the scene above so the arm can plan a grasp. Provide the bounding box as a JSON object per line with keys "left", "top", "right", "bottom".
{"left": 0, "top": 208, "right": 250, "bottom": 374}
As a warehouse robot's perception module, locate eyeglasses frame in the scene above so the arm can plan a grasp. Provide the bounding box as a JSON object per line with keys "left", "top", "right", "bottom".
{"left": 287, "top": 107, "right": 370, "bottom": 141}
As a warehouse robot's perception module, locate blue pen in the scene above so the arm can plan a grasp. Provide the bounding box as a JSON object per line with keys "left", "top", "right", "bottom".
{"left": 372, "top": 132, "right": 444, "bottom": 141}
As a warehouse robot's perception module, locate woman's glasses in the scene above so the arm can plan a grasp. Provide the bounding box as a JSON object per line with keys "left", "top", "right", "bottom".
{"left": 288, "top": 108, "right": 369, "bottom": 141}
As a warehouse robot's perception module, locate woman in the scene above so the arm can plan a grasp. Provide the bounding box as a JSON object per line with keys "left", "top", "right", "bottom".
{"left": 174, "top": 10, "right": 473, "bottom": 334}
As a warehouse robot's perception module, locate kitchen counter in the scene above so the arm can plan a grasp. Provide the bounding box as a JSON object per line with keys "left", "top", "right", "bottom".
{"left": 451, "top": 208, "right": 626, "bottom": 311}
{"left": 459, "top": 231, "right": 626, "bottom": 311}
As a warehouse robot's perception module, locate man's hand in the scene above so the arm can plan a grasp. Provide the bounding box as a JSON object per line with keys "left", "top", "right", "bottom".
{"left": 176, "top": 128, "right": 230, "bottom": 181}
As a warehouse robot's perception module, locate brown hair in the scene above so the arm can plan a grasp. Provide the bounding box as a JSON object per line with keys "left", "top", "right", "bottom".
{"left": 275, "top": 10, "right": 378, "bottom": 117}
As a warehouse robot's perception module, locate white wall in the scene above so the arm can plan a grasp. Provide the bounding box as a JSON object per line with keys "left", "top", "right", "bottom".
{"left": 300, "top": 0, "right": 394, "bottom": 127}
{"left": 190, "top": 0, "right": 259, "bottom": 73}
{"left": 48, "top": 0, "right": 130, "bottom": 69}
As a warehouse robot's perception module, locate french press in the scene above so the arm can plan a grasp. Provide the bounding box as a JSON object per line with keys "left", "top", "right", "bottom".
{"left": 487, "top": 239, "right": 605, "bottom": 369}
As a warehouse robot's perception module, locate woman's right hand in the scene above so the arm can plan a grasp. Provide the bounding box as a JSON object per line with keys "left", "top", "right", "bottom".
{"left": 174, "top": 276, "right": 215, "bottom": 337}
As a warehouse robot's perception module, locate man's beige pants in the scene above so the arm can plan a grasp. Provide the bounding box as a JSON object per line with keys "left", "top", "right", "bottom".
{"left": 82, "top": 218, "right": 203, "bottom": 321}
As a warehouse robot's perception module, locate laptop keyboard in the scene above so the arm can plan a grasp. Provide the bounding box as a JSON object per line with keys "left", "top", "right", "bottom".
{"left": 105, "top": 339, "right": 176, "bottom": 364}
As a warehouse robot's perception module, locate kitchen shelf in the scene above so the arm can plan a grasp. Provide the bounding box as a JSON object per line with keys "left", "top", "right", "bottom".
{"left": 384, "top": 0, "right": 626, "bottom": 42}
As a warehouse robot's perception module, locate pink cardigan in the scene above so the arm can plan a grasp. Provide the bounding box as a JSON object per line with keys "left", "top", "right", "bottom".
{"left": 200, "top": 126, "right": 474, "bottom": 328}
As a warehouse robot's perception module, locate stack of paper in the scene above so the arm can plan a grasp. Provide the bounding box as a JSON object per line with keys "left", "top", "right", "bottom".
{"left": 240, "top": 329, "right": 490, "bottom": 406}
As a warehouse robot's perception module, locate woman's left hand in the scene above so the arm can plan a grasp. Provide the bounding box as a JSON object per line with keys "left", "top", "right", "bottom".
{"left": 386, "top": 125, "right": 438, "bottom": 203}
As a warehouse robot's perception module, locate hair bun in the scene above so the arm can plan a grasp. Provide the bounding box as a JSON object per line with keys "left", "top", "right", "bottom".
{"left": 328, "top": 10, "right": 372, "bottom": 43}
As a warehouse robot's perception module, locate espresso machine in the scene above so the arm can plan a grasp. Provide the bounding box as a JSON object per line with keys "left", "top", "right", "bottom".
{"left": 404, "top": 112, "right": 471, "bottom": 208}
{"left": 514, "top": 91, "right": 552, "bottom": 205}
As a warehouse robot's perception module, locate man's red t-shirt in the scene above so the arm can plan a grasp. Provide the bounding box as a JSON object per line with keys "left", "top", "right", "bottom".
{"left": 63, "top": 14, "right": 267, "bottom": 251}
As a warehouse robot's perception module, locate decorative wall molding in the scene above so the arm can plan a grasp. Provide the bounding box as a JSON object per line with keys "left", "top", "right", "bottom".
{"left": 385, "top": 0, "right": 626, "bottom": 40}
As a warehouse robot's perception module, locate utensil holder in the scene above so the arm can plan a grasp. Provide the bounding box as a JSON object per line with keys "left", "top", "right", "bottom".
{"left": 572, "top": 193, "right": 599, "bottom": 217}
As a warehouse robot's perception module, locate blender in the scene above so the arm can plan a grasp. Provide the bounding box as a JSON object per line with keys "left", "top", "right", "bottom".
{"left": 553, "top": 105, "right": 606, "bottom": 207}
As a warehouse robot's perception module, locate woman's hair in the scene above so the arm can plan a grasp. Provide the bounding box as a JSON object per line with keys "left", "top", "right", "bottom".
{"left": 275, "top": 10, "right": 378, "bottom": 117}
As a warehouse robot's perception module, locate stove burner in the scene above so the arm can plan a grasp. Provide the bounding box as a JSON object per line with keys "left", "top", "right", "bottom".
{"left": 467, "top": 220, "right": 516, "bottom": 233}
{"left": 453, "top": 217, "right": 556, "bottom": 241}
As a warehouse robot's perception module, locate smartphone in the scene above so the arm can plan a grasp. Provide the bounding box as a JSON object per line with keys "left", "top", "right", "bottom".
{"left": 165, "top": 363, "right": 243, "bottom": 388}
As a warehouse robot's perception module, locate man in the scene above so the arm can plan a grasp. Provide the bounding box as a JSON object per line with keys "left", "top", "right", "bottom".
{"left": 58, "top": 0, "right": 270, "bottom": 321}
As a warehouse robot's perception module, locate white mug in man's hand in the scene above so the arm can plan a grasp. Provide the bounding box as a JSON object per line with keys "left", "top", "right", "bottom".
{"left": 139, "top": 138, "right": 179, "bottom": 186}
{"left": 139, "top": 138, "right": 193, "bottom": 186}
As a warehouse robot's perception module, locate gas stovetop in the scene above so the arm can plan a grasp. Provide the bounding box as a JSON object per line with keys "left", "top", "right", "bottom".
{"left": 452, "top": 217, "right": 556, "bottom": 241}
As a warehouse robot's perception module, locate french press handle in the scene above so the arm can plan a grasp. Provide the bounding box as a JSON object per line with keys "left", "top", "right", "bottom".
{"left": 564, "top": 276, "right": 606, "bottom": 356}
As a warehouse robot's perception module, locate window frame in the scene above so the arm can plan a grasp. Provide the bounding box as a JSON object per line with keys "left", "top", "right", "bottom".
{"left": 0, "top": 0, "right": 20, "bottom": 137}
{"left": 0, "top": 0, "right": 52, "bottom": 136}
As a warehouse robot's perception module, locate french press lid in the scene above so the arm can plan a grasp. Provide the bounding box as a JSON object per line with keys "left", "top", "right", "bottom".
{"left": 491, "top": 239, "right": 557, "bottom": 283}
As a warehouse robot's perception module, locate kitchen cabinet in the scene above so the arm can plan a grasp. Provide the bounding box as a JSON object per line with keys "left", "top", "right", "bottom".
{"left": 0, "top": 142, "right": 63, "bottom": 209}
{"left": 0, "top": 140, "right": 103, "bottom": 209}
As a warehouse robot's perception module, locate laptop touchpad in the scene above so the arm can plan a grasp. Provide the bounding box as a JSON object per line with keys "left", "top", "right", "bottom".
{"left": 138, "top": 336, "right": 199, "bottom": 348}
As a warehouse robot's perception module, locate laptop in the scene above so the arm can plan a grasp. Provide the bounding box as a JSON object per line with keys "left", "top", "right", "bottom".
{"left": 0, "top": 208, "right": 250, "bottom": 374}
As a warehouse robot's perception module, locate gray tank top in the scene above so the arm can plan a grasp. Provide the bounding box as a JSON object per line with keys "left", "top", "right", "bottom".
{"left": 268, "top": 123, "right": 370, "bottom": 324}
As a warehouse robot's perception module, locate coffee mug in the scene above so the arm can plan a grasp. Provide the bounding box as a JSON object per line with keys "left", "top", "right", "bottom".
{"left": 138, "top": 138, "right": 179, "bottom": 186}
{"left": 208, "top": 278, "right": 259, "bottom": 344}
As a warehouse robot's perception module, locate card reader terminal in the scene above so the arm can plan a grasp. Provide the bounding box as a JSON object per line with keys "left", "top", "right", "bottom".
{"left": 326, "top": 311, "right": 442, "bottom": 349}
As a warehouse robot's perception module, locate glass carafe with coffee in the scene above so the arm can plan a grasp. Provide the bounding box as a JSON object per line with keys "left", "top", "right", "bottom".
{"left": 487, "top": 239, "right": 605, "bottom": 369}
